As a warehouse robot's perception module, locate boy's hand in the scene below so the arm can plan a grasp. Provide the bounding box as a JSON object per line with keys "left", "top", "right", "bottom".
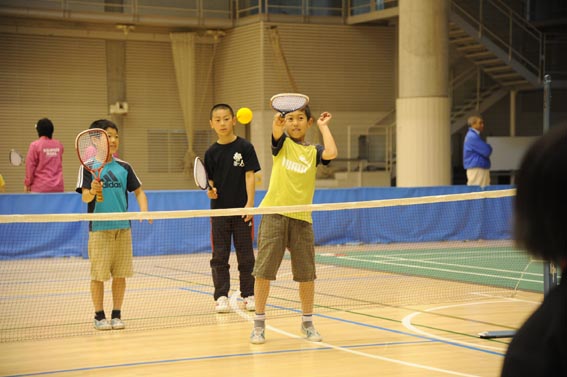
{"left": 242, "top": 203, "right": 253, "bottom": 224}
{"left": 207, "top": 187, "right": 218, "bottom": 199}
{"left": 272, "top": 112, "right": 286, "bottom": 141}
{"left": 317, "top": 112, "right": 332, "bottom": 127}
{"left": 273, "top": 112, "right": 285, "bottom": 129}
{"left": 91, "top": 180, "right": 103, "bottom": 196}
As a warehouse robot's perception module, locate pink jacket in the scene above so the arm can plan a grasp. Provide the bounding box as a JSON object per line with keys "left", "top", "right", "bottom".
{"left": 24, "top": 136, "right": 64, "bottom": 192}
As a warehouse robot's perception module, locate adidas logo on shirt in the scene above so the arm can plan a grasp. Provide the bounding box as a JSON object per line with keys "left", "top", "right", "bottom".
{"left": 102, "top": 171, "right": 122, "bottom": 188}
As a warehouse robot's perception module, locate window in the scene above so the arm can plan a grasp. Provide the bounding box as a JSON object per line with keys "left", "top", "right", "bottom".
{"left": 148, "top": 130, "right": 188, "bottom": 173}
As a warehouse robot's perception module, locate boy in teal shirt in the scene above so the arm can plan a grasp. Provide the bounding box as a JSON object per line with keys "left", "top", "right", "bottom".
{"left": 76, "top": 119, "right": 151, "bottom": 330}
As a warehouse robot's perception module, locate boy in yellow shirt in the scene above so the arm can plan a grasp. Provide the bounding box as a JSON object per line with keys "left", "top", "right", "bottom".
{"left": 250, "top": 105, "right": 337, "bottom": 344}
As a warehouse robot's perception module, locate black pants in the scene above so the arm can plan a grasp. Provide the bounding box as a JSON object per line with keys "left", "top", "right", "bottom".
{"left": 210, "top": 216, "right": 255, "bottom": 300}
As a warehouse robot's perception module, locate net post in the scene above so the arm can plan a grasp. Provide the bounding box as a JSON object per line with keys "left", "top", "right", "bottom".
{"left": 542, "top": 74, "right": 558, "bottom": 296}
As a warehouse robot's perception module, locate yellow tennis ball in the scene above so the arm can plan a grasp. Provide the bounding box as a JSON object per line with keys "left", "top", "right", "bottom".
{"left": 236, "top": 107, "right": 253, "bottom": 124}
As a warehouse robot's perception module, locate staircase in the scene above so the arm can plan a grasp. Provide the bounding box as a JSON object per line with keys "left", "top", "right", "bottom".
{"left": 449, "top": 24, "right": 530, "bottom": 88}
{"left": 446, "top": 0, "right": 545, "bottom": 131}
{"left": 450, "top": 83, "right": 507, "bottom": 133}
{"left": 347, "top": 0, "right": 545, "bottom": 134}
{"left": 450, "top": 0, "right": 544, "bottom": 89}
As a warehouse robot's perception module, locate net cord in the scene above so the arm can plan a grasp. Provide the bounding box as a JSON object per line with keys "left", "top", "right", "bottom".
{"left": 0, "top": 189, "right": 516, "bottom": 223}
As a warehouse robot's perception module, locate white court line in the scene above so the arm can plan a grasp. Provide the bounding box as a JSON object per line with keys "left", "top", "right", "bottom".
{"left": 471, "top": 291, "right": 542, "bottom": 305}
{"left": 365, "top": 254, "right": 540, "bottom": 277}
{"left": 229, "top": 291, "right": 482, "bottom": 377}
{"left": 401, "top": 300, "right": 536, "bottom": 352}
{"left": 336, "top": 256, "right": 543, "bottom": 283}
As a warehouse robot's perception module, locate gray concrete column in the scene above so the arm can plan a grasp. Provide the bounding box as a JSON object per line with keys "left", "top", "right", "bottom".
{"left": 396, "top": 0, "right": 451, "bottom": 186}
{"left": 106, "top": 40, "right": 126, "bottom": 152}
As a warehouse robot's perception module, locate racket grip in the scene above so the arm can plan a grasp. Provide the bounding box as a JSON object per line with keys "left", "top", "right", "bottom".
{"left": 94, "top": 177, "right": 103, "bottom": 202}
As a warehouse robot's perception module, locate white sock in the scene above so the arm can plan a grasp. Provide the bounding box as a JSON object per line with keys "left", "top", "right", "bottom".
{"left": 254, "top": 313, "right": 266, "bottom": 328}
{"left": 302, "top": 314, "right": 313, "bottom": 328}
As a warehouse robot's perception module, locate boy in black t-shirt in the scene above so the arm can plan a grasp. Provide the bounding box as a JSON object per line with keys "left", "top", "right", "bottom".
{"left": 204, "top": 104, "right": 261, "bottom": 313}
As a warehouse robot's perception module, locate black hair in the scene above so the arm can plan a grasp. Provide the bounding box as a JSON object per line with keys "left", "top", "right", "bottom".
{"left": 514, "top": 125, "right": 567, "bottom": 264}
{"left": 210, "top": 104, "right": 234, "bottom": 119}
{"left": 36, "top": 118, "right": 54, "bottom": 138}
{"left": 89, "top": 119, "right": 118, "bottom": 132}
{"left": 285, "top": 105, "right": 312, "bottom": 120}
{"left": 302, "top": 105, "right": 312, "bottom": 120}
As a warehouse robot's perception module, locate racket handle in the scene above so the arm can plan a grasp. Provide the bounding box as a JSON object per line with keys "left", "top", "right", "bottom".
{"left": 94, "top": 178, "right": 104, "bottom": 202}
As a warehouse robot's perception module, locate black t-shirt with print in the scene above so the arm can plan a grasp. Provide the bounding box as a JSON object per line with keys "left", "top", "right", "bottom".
{"left": 204, "top": 136, "right": 260, "bottom": 209}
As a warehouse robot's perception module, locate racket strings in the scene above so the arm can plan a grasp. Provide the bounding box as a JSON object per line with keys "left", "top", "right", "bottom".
{"left": 271, "top": 95, "right": 308, "bottom": 113}
{"left": 76, "top": 131, "right": 109, "bottom": 169}
{"left": 9, "top": 150, "right": 23, "bottom": 166}
{"left": 193, "top": 159, "right": 209, "bottom": 189}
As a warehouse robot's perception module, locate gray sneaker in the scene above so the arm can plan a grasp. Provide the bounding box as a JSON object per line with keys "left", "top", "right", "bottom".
{"left": 301, "top": 324, "right": 322, "bottom": 342}
{"left": 250, "top": 327, "right": 265, "bottom": 344}
{"left": 94, "top": 318, "right": 112, "bottom": 331}
{"left": 111, "top": 318, "right": 125, "bottom": 330}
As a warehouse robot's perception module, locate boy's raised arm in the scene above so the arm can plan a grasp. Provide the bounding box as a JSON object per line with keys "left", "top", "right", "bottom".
{"left": 318, "top": 112, "right": 338, "bottom": 160}
{"left": 272, "top": 113, "right": 286, "bottom": 142}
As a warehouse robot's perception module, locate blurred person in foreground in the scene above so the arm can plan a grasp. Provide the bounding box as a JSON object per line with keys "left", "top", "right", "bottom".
{"left": 501, "top": 125, "right": 567, "bottom": 376}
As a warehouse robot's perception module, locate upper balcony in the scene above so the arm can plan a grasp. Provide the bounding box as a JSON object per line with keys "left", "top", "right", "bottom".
{"left": 0, "top": 1, "right": 400, "bottom": 31}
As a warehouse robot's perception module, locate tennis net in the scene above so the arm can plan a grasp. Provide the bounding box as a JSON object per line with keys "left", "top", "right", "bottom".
{"left": 1, "top": 188, "right": 537, "bottom": 342}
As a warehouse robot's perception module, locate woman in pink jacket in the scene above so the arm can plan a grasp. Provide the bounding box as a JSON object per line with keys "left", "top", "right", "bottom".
{"left": 24, "top": 118, "right": 64, "bottom": 192}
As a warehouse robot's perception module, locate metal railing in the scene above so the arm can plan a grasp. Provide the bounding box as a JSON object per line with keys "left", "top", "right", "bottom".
{"left": 0, "top": 0, "right": 233, "bottom": 26}
{"left": 335, "top": 122, "right": 395, "bottom": 186}
{"left": 0, "top": 0, "right": 234, "bottom": 18}
{"left": 0, "top": 0, "right": 353, "bottom": 25}
{"left": 236, "top": 0, "right": 346, "bottom": 20}
{"left": 450, "top": 65, "right": 499, "bottom": 113}
{"left": 0, "top": 0, "right": 396, "bottom": 22}
{"left": 348, "top": 0, "right": 398, "bottom": 16}
{"left": 544, "top": 33, "right": 567, "bottom": 81}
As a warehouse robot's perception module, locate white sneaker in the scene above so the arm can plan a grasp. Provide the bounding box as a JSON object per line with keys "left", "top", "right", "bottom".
{"left": 250, "top": 327, "right": 265, "bottom": 344}
{"left": 111, "top": 318, "right": 125, "bottom": 330}
{"left": 301, "top": 324, "right": 323, "bottom": 342}
{"left": 215, "top": 296, "right": 230, "bottom": 313}
{"left": 93, "top": 318, "right": 112, "bottom": 331}
{"left": 244, "top": 296, "right": 255, "bottom": 311}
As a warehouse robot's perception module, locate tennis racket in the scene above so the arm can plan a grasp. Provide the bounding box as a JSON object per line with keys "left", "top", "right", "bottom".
{"left": 75, "top": 128, "right": 110, "bottom": 202}
{"left": 9, "top": 149, "right": 24, "bottom": 166}
{"left": 193, "top": 156, "right": 211, "bottom": 190}
{"left": 270, "top": 93, "right": 310, "bottom": 117}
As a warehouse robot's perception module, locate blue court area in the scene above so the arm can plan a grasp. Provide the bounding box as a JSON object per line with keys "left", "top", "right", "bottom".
{"left": 0, "top": 185, "right": 514, "bottom": 260}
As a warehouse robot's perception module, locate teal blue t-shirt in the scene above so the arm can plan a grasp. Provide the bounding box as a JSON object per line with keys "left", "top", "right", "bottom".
{"left": 76, "top": 158, "right": 142, "bottom": 231}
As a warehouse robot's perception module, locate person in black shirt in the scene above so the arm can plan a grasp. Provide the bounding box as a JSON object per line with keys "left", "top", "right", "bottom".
{"left": 204, "top": 103, "right": 261, "bottom": 313}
